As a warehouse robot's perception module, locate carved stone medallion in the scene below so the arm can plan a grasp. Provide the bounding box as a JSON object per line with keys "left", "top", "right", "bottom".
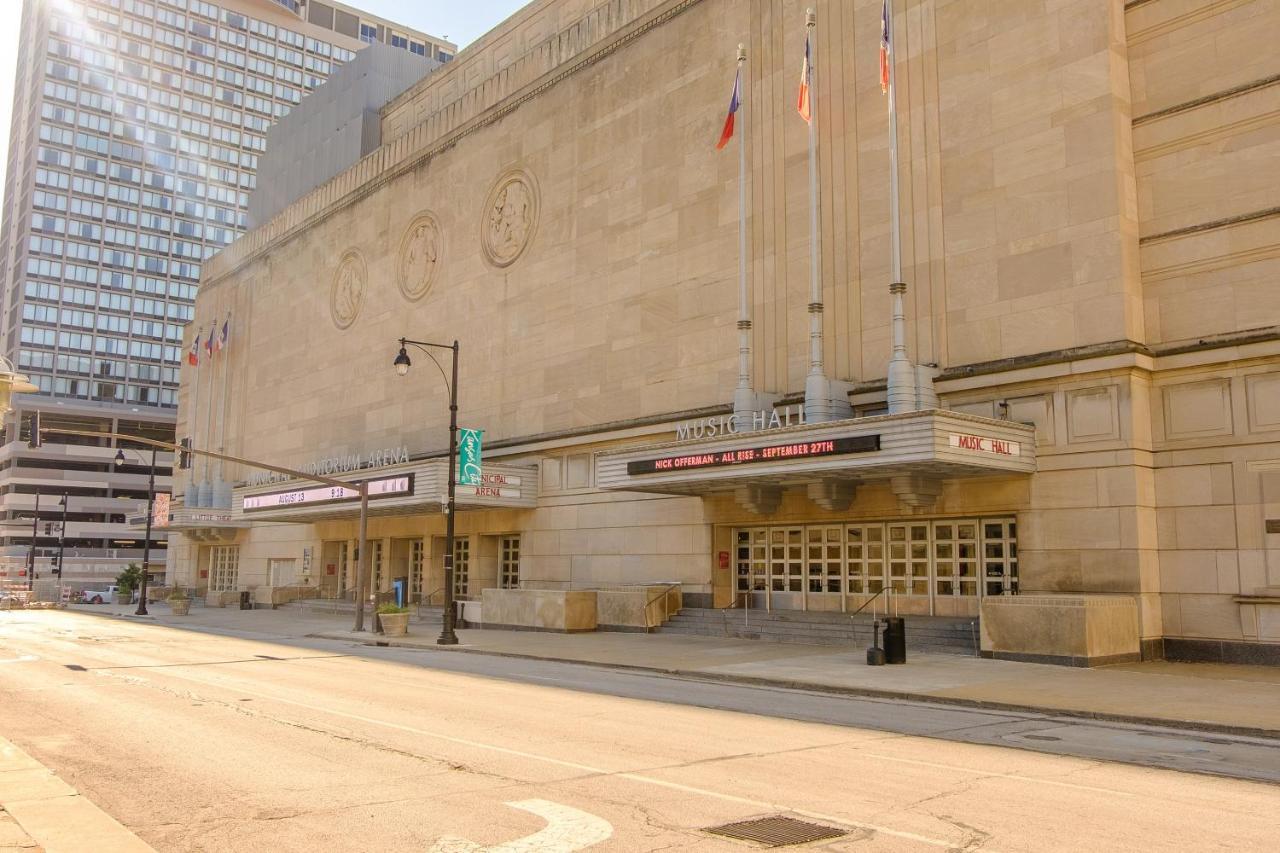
{"left": 330, "top": 249, "right": 366, "bottom": 329}
{"left": 397, "top": 212, "right": 441, "bottom": 301}
{"left": 481, "top": 169, "right": 538, "bottom": 268}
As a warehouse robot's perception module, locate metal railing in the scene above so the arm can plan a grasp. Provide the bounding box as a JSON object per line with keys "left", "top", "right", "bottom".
{"left": 643, "top": 582, "right": 681, "bottom": 628}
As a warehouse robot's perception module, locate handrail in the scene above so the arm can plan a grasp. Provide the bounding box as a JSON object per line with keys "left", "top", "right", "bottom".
{"left": 415, "top": 585, "right": 446, "bottom": 617}
{"left": 644, "top": 582, "right": 681, "bottom": 627}
{"left": 850, "top": 586, "right": 889, "bottom": 617}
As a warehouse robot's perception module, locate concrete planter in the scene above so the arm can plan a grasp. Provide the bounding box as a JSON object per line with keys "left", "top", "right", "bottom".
{"left": 379, "top": 612, "right": 409, "bottom": 636}
{"left": 114, "top": 592, "right": 132, "bottom": 605}
{"left": 168, "top": 598, "right": 191, "bottom": 616}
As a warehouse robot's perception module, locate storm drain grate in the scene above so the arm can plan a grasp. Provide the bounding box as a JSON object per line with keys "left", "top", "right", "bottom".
{"left": 706, "top": 816, "right": 846, "bottom": 847}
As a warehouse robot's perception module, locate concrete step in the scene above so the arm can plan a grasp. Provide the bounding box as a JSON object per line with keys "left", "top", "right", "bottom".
{"left": 661, "top": 608, "right": 980, "bottom": 655}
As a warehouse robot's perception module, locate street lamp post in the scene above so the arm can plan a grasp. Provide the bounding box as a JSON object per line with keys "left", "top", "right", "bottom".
{"left": 393, "top": 337, "right": 460, "bottom": 646}
{"left": 55, "top": 494, "right": 68, "bottom": 591}
{"left": 116, "top": 447, "right": 157, "bottom": 617}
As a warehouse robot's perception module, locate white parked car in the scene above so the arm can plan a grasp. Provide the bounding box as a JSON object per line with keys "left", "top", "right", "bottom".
{"left": 82, "top": 585, "right": 128, "bottom": 604}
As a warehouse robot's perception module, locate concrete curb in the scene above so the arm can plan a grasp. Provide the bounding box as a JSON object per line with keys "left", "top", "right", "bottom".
{"left": 309, "top": 632, "right": 1280, "bottom": 742}
{"left": 0, "top": 735, "right": 154, "bottom": 853}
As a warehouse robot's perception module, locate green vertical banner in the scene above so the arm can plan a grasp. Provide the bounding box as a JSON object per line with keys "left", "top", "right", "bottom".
{"left": 458, "top": 427, "right": 483, "bottom": 485}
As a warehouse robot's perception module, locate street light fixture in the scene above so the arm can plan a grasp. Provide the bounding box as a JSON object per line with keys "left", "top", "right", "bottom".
{"left": 115, "top": 446, "right": 158, "bottom": 617}
{"left": 0, "top": 355, "right": 39, "bottom": 416}
{"left": 393, "top": 337, "right": 460, "bottom": 646}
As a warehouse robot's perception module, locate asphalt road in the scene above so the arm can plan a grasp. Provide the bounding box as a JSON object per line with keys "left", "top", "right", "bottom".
{"left": 1, "top": 610, "right": 1277, "bottom": 852}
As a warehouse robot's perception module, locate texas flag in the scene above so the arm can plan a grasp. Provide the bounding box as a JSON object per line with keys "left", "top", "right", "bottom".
{"left": 187, "top": 331, "right": 200, "bottom": 366}
{"left": 715, "top": 66, "right": 742, "bottom": 150}
{"left": 880, "top": 0, "right": 892, "bottom": 95}
{"left": 797, "top": 33, "right": 812, "bottom": 123}
{"left": 215, "top": 317, "right": 229, "bottom": 353}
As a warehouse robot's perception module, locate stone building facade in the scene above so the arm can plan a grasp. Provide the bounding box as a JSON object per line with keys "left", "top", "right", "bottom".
{"left": 167, "top": 0, "right": 1280, "bottom": 664}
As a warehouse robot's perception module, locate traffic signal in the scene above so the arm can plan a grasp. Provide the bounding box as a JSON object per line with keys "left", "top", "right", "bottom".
{"left": 44, "top": 523, "right": 52, "bottom": 535}
{"left": 178, "top": 437, "right": 192, "bottom": 469}
{"left": 26, "top": 411, "right": 41, "bottom": 448}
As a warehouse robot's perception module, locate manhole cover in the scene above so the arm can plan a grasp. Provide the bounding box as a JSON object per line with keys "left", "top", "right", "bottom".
{"left": 707, "top": 816, "right": 846, "bottom": 847}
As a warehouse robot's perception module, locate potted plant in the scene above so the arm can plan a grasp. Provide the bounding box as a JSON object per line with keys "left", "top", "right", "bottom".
{"left": 168, "top": 587, "right": 191, "bottom": 616}
{"left": 377, "top": 603, "right": 410, "bottom": 637}
{"left": 115, "top": 564, "right": 143, "bottom": 605}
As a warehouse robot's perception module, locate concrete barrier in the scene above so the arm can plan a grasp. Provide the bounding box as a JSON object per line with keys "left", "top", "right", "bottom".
{"left": 481, "top": 588, "right": 597, "bottom": 632}
{"left": 981, "top": 594, "right": 1140, "bottom": 666}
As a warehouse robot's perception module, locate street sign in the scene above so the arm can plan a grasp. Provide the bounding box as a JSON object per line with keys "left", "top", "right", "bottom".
{"left": 458, "top": 428, "right": 483, "bottom": 485}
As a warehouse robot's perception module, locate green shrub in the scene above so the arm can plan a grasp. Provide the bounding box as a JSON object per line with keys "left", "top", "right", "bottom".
{"left": 116, "top": 563, "right": 143, "bottom": 595}
{"left": 376, "top": 603, "right": 408, "bottom": 615}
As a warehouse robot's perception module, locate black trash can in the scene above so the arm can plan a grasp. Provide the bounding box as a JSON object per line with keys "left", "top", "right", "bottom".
{"left": 239, "top": 590, "right": 252, "bottom": 610}
{"left": 882, "top": 617, "right": 906, "bottom": 664}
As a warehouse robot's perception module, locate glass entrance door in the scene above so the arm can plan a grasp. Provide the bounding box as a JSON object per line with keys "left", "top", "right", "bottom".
{"left": 767, "top": 527, "right": 804, "bottom": 610}
{"left": 730, "top": 517, "right": 1016, "bottom": 615}
{"left": 981, "top": 519, "right": 1018, "bottom": 596}
{"left": 805, "top": 525, "right": 845, "bottom": 611}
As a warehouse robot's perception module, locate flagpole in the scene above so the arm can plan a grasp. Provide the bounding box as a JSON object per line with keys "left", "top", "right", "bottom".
{"left": 186, "top": 332, "right": 200, "bottom": 506}
{"left": 805, "top": 8, "right": 823, "bottom": 385}
{"left": 202, "top": 321, "right": 216, "bottom": 485}
{"left": 215, "top": 312, "right": 231, "bottom": 492}
{"left": 734, "top": 44, "right": 751, "bottom": 401}
{"left": 884, "top": 0, "right": 917, "bottom": 413}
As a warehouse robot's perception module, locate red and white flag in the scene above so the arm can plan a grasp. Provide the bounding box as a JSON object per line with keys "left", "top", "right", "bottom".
{"left": 880, "top": 0, "right": 892, "bottom": 95}
{"left": 715, "top": 66, "right": 742, "bottom": 150}
{"left": 187, "top": 331, "right": 200, "bottom": 367}
{"left": 797, "top": 33, "right": 812, "bottom": 122}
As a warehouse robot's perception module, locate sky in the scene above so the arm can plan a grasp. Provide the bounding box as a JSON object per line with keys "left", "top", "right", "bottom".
{"left": 0, "top": 0, "right": 530, "bottom": 196}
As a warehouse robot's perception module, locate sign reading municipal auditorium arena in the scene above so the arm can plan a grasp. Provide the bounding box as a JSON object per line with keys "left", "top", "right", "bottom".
{"left": 627, "top": 436, "right": 880, "bottom": 475}
{"left": 242, "top": 474, "right": 414, "bottom": 512}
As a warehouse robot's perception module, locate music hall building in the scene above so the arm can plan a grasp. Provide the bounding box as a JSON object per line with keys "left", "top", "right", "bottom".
{"left": 165, "top": 0, "right": 1280, "bottom": 666}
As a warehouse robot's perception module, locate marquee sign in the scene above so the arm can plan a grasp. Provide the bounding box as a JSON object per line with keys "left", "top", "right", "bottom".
{"left": 242, "top": 474, "right": 414, "bottom": 512}
{"left": 626, "top": 436, "right": 880, "bottom": 475}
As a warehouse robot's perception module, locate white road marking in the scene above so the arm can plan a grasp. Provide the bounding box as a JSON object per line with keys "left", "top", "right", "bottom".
{"left": 0, "top": 655, "right": 38, "bottom": 664}
{"left": 429, "top": 799, "right": 613, "bottom": 852}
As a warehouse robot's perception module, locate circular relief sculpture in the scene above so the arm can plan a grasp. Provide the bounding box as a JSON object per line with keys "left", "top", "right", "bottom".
{"left": 481, "top": 169, "right": 538, "bottom": 268}
{"left": 397, "top": 212, "right": 442, "bottom": 301}
{"left": 330, "top": 249, "right": 367, "bottom": 329}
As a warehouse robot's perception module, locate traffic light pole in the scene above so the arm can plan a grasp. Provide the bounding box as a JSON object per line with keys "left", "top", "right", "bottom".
{"left": 26, "top": 488, "right": 39, "bottom": 591}
{"left": 30, "top": 424, "right": 375, "bottom": 631}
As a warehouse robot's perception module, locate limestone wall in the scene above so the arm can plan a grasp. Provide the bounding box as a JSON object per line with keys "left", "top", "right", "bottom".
{"left": 1126, "top": 0, "right": 1280, "bottom": 343}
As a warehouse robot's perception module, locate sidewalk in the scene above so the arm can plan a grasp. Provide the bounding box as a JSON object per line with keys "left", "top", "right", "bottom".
{"left": 0, "top": 734, "right": 154, "bottom": 853}
{"left": 69, "top": 603, "right": 1280, "bottom": 738}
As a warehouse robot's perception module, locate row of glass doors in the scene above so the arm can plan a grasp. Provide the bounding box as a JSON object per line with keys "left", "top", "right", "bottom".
{"left": 734, "top": 517, "right": 1017, "bottom": 616}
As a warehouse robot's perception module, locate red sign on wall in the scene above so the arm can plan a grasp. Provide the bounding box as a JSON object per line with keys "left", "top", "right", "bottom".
{"left": 718, "top": 551, "right": 730, "bottom": 570}
{"left": 326, "top": 563, "right": 337, "bottom": 576}
{"left": 199, "top": 569, "right": 209, "bottom": 579}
